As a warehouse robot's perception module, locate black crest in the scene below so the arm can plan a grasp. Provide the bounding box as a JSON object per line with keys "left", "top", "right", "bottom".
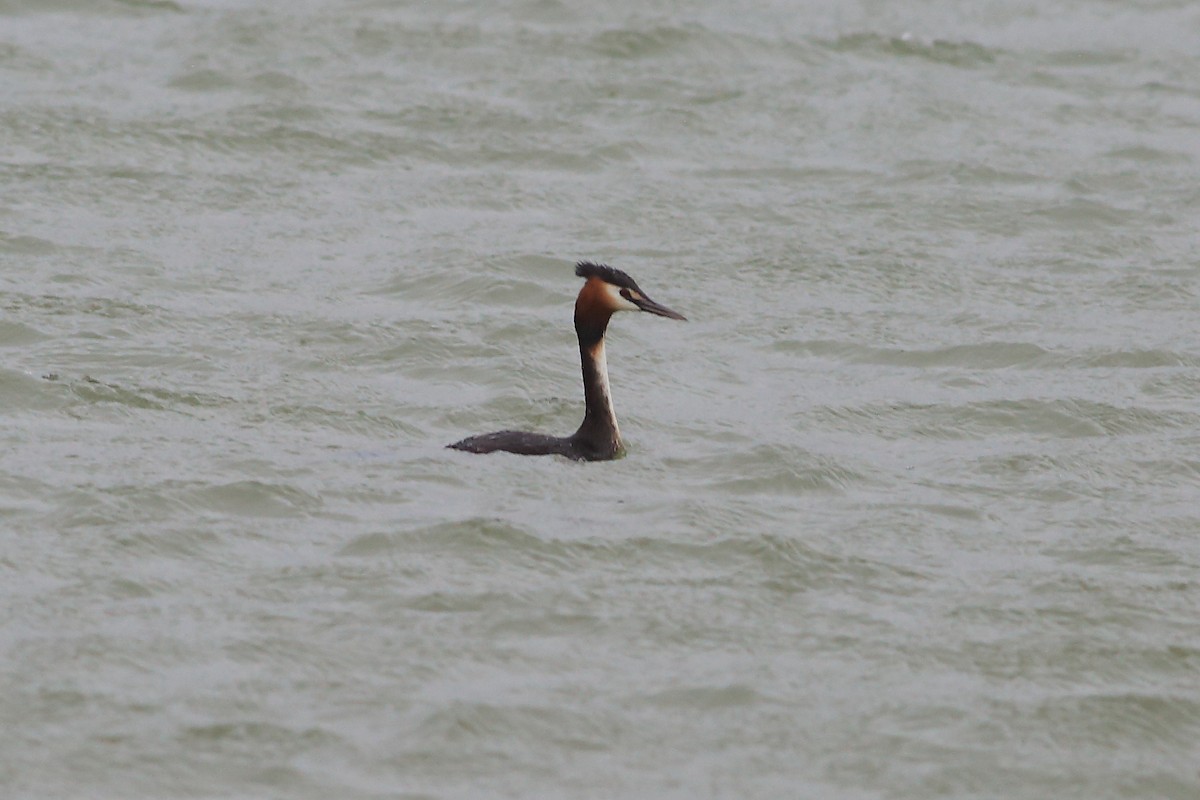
{"left": 575, "top": 261, "right": 642, "bottom": 293}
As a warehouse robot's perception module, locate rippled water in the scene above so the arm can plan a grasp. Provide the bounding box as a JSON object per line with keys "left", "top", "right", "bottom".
{"left": 3, "top": 1, "right": 1200, "bottom": 797}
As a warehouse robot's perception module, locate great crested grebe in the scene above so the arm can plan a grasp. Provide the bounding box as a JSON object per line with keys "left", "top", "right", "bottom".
{"left": 448, "top": 261, "right": 686, "bottom": 461}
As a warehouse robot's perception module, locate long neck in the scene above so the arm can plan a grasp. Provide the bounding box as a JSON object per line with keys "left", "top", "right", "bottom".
{"left": 573, "top": 318, "right": 623, "bottom": 456}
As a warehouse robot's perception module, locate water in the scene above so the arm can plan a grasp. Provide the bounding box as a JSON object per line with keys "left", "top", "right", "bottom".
{"left": 3, "top": 1, "right": 1199, "bottom": 797}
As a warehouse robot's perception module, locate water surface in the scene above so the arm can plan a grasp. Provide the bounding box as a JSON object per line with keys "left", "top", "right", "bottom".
{"left": 2, "top": 1, "right": 1199, "bottom": 798}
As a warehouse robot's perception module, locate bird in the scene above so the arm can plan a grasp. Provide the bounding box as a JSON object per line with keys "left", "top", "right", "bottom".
{"left": 448, "top": 261, "right": 686, "bottom": 461}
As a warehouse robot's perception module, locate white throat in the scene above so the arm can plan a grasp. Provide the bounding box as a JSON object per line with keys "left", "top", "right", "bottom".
{"left": 593, "top": 339, "right": 620, "bottom": 437}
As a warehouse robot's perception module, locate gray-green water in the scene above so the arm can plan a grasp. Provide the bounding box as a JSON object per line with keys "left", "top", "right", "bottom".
{"left": 3, "top": 1, "right": 1200, "bottom": 797}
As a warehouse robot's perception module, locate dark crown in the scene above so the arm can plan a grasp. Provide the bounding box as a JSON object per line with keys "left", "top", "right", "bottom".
{"left": 575, "top": 261, "right": 642, "bottom": 292}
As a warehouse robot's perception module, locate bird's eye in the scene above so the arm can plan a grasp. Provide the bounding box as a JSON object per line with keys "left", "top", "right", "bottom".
{"left": 619, "top": 289, "right": 632, "bottom": 300}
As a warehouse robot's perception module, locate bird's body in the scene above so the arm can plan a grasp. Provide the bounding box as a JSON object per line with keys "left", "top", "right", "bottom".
{"left": 448, "top": 262, "right": 686, "bottom": 461}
